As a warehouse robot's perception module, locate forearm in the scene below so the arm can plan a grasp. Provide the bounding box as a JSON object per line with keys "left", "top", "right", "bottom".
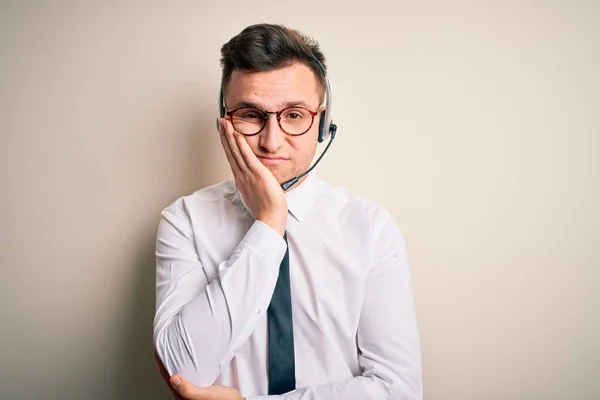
{"left": 154, "top": 214, "right": 286, "bottom": 386}
{"left": 247, "top": 374, "right": 419, "bottom": 400}
{"left": 155, "top": 258, "right": 277, "bottom": 384}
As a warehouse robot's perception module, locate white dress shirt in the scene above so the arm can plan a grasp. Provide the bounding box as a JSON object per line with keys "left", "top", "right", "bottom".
{"left": 153, "top": 172, "right": 422, "bottom": 399}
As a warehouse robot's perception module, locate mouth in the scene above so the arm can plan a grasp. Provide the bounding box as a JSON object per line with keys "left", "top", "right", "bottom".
{"left": 257, "top": 156, "right": 288, "bottom": 166}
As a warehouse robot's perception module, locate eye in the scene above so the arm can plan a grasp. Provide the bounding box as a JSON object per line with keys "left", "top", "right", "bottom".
{"left": 282, "top": 108, "right": 308, "bottom": 120}
{"left": 234, "top": 108, "right": 265, "bottom": 121}
{"left": 241, "top": 111, "right": 260, "bottom": 119}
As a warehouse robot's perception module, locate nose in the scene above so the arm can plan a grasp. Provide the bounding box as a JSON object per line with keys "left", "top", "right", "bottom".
{"left": 259, "top": 114, "right": 285, "bottom": 153}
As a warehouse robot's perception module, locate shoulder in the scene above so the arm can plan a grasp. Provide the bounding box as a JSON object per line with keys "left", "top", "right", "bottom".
{"left": 320, "top": 182, "right": 396, "bottom": 230}
{"left": 161, "top": 180, "right": 238, "bottom": 221}
{"left": 318, "top": 182, "right": 407, "bottom": 269}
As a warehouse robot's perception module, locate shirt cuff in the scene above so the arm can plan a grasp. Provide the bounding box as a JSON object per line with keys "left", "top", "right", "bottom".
{"left": 238, "top": 220, "right": 287, "bottom": 275}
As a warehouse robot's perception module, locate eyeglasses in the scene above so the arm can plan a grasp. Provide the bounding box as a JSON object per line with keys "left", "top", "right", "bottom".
{"left": 225, "top": 105, "right": 321, "bottom": 136}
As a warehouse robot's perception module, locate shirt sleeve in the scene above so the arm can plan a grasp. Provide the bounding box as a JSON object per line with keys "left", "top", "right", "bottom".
{"left": 248, "top": 211, "right": 423, "bottom": 400}
{"left": 153, "top": 202, "right": 287, "bottom": 387}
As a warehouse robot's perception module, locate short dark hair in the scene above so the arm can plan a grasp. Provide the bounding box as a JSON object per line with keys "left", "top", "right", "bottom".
{"left": 220, "top": 24, "right": 327, "bottom": 101}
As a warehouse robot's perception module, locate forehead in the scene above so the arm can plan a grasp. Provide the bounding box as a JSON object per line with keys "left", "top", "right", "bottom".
{"left": 225, "top": 62, "right": 321, "bottom": 109}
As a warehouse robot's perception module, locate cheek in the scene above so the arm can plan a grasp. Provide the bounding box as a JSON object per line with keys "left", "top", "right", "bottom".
{"left": 289, "top": 124, "right": 319, "bottom": 157}
{"left": 288, "top": 136, "right": 318, "bottom": 161}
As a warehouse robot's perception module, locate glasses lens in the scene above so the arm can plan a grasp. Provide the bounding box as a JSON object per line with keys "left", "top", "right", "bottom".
{"left": 231, "top": 108, "right": 266, "bottom": 135}
{"left": 280, "top": 107, "right": 313, "bottom": 135}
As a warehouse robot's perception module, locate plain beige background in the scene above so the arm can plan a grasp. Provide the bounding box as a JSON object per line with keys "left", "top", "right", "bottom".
{"left": 1, "top": 1, "right": 598, "bottom": 399}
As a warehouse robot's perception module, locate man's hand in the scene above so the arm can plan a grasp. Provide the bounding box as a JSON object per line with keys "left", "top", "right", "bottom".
{"left": 220, "top": 117, "right": 287, "bottom": 235}
{"left": 170, "top": 374, "right": 245, "bottom": 400}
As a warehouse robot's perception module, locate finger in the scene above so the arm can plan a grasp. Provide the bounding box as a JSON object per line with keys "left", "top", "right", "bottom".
{"left": 235, "top": 132, "right": 265, "bottom": 173}
{"left": 219, "top": 118, "right": 242, "bottom": 177}
{"left": 170, "top": 375, "right": 206, "bottom": 399}
{"left": 222, "top": 118, "right": 250, "bottom": 173}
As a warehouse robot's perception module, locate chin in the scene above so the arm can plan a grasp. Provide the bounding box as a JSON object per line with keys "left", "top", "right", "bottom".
{"left": 267, "top": 167, "right": 293, "bottom": 185}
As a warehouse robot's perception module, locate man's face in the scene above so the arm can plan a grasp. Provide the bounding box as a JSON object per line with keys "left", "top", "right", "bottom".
{"left": 224, "top": 62, "right": 322, "bottom": 185}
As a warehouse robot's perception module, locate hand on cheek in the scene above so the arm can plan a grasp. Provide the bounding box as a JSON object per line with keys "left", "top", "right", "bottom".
{"left": 219, "top": 118, "right": 288, "bottom": 235}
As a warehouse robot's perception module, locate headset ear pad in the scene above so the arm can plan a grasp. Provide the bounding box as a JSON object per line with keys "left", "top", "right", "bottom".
{"left": 318, "top": 112, "right": 326, "bottom": 143}
{"left": 216, "top": 91, "right": 225, "bottom": 131}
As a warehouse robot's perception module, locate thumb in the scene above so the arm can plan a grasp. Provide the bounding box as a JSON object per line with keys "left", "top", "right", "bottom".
{"left": 170, "top": 374, "right": 204, "bottom": 399}
{"left": 170, "top": 374, "right": 183, "bottom": 389}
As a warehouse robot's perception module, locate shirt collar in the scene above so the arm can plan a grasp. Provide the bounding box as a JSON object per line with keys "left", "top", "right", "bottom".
{"left": 285, "top": 171, "right": 323, "bottom": 221}
{"left": 237, "top": 171, "right": 323, "bottom": 222}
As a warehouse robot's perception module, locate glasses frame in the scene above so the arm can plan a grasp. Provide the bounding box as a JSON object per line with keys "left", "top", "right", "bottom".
{"left": 225, "top": 105, "right": 321, "bottom": 136}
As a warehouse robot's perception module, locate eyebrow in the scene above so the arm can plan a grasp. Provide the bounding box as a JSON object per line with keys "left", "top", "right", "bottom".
{"left": 228, "top": 100, "right": 316, "bottom": 110}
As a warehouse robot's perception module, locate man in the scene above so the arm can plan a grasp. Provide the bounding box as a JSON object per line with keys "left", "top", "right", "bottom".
{"left": 153, "top": 24, "right": 422, "bottom": 400}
